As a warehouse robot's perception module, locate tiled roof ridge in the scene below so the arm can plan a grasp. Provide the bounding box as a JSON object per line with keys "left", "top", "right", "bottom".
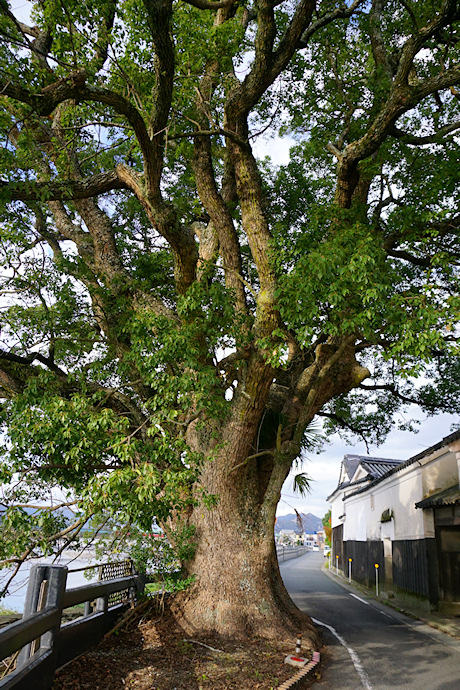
{"left": 344, "top": 454, "right": 401, "bottom": 463}
{"left": 341, "top": 454, "right": 403, "bottom": 484}
{"left": 345, "top": 429, "right": 460, "bottom": 499}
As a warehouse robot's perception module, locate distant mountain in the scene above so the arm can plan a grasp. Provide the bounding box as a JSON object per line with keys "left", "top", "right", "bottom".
{"left": 275, "top": 513, "right": 322, "bottom": 534}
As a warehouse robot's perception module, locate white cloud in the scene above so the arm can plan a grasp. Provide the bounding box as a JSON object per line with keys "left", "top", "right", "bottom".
{"left": 252, "top": 135, "right": 295, "bottom": 166}
{"left": 10, "top": 1, "right": 33, "bottom": 23}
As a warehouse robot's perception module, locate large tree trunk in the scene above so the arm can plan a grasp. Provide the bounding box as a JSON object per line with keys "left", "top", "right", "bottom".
{"left": 170, "top": 466, "right": 318, "bottom": 644}
{"left": 172, "top": 512, "right": 317, "bottom": 642}
{"left": 167, "top": 343, "right": 369, "bottom": 642}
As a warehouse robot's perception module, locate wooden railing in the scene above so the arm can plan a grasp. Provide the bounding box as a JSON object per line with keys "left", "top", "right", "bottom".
{"left": 0, "top": 561, "right": 141, "bottom": 690}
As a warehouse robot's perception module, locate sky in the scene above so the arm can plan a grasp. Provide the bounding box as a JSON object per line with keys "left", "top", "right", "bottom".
{"left": 277, "top": 411, "right": 459, "bottom": 520}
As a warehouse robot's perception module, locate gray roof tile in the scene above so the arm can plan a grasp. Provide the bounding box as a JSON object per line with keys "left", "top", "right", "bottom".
{"left": 415, "top": 484, "right": 460, "bottom": 509}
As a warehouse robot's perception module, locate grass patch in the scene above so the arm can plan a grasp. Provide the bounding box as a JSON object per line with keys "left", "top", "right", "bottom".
{"left": 0, "top": 604, "right": 20, "bottom": 616}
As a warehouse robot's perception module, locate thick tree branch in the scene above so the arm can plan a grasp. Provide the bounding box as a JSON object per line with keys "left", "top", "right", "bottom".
{"left": 0, "top": 351, "right": 148, "bottom": 428}
{"left": 0, "top": 75, "right": 159, "bottom": 190}
{"left": 0, "top": 348, "right": 66, "bottom": 377}
{"left": 226, "top": 0, "right": 316, "bottom": 121}
{"left": 410, "top": 63, "right": 460, "bottom": 102}
{"left": 116, "top": 164, "right": 198, "bottom": 293}
{"left": 336, "top": 63, "right": 460, "bottom": 206}
{"left": 193, "top": 136, "right": 247, "bottom": 312}
{"left": 1, "top": 168, "right": 128, "bottom": 202}
{"left": 390, "top": 120, "right": 460, "bottom": 144}
{"left": 4, "top": 108, "right": 126, "bottom": 292}
{"left": 298, "top": 0, "right": 366, "bottom": 48}
{"left": 181, "top": 0, "right": 235, "bottom": 8}
{"left": 141, "top": 0, "right": 175, "bottom": 198}
{"left": 169, "top": 127, "right": 248, "bottom": 148}
{"left": 276, "top": 340, "right": 370, "bottom": 458}
{"left": 333, "top": 2, "right": 460, "bottom": 207}
{"left": 369, "top": 0, "right": 392, "bottom": 77}
{"left": 393, "top": 0, "right": 458, "bottom": 89}
{"left": 46, "top": 201, "right": 95, "bottom": 266}
{"left": 385, "top": 247, "right": 432, "bottom": 267}
{"left": 383, "top": 215, "right": 460, "bottom": 260}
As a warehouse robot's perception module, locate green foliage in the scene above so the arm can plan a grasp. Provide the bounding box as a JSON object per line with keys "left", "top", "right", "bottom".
{"left": 292, "top": 472, "right": 311, "bottom": 498}
{"left": 322, "top": 510, "right": 332, "bottom": 547}
{"left": 0, "top": 504, "right": 69, "bottom": 569}
{"left": 0, "top": 0, "right": 459, "bottom": 591}
{"left": 127, "top": 531, "right": 179, "bottom": 577}
{"left": 145, "top": 573, "right": 196, "bottom": 595}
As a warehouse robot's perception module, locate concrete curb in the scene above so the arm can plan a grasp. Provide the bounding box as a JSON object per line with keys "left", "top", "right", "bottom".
{"left": 279, "top": 651, "right": 321, "bottom": 690}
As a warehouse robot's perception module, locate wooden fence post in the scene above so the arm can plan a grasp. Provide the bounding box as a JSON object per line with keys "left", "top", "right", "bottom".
{"left": 135, "top": 573, "right": 147, "bottom": 597}
{"left": 16, "top": 565, "right": 67, "bottom": 673}
{"left": 39, "top": 566, "right": 67, "bottom": 652}
{"left": 16, "top": 565, "right": 47, "bottom": 669}
{"left": 0, "top": 562, "right": 141, "bottom": 689}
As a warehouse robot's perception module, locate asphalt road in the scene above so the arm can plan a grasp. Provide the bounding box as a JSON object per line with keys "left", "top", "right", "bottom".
{"left": 280, "top": 552, "right": 460, "bottom": 689}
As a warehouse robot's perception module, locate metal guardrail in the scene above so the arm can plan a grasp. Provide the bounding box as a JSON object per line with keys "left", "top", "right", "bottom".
{"left": 0, "top": 561, "right": 141, "bottom": 690}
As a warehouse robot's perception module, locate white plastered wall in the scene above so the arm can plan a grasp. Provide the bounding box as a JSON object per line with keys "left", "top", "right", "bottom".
{"left": 421, "top": 445, "right": 458, "bottom": 497}
{"left": 344, "top": 465, "right": 425, "bottom": 541}
{"left": 330, "top": 490, "right": 344, "bottom": 529}
{"left": 343, "top": 443, "right": 460, "bottom": 543}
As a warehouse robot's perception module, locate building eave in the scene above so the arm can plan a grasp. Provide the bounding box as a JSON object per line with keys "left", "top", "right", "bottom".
{"left": 343, "top": 430, "right": 460, "bottom": 501}
{"left": 415, "top": 484, "right": 460, "bottom": 509}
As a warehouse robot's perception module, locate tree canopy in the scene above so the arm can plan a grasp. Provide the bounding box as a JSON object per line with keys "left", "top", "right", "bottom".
{"left": 0, "top": 0, "right": 459, "bottom": 636}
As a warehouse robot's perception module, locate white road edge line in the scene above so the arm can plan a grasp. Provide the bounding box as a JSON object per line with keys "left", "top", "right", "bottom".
{"left": 379, "top": 611, "right": 393, "bottom": 619}
{"left": 312, "top": 617, "right": 374, "bottom": 690}
{"left": 349, "top": 592, "right": 394, "bottom": 619}
{"left": 349, "top": 593, "right": 370, "bottom": 606}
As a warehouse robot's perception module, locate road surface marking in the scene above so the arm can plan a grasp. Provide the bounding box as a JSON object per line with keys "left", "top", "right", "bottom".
{"left": 349, "top": 593, "right": 370, "bottom": 606}
{"left": 312, "top": 617, "right": 373, "bottom": 690}
{"left": 379, "top": 610, "right": 393, "bottom": 618}
{"left": 349, "top": 593, "right": 393, "bottom": 619}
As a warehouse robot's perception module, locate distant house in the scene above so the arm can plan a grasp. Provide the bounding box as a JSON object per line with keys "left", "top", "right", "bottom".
{"left": 303, "top": 532, "right": 318, "bottom": 548}
{"left": 303, "top": 530, "right": 325, "bottom": 549}
{"left": 316, "top": 529, "right": 325, "bottom": 549}
{"left": 277, "top": 529, "right": 297, "bottom": 545}
{"left": 328, "top": 431, "right": 460, "bottom": 613}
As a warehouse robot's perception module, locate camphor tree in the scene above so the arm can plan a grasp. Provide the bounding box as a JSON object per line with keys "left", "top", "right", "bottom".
{"left": 0, "top": 0, "right": 459, "bottom": 642}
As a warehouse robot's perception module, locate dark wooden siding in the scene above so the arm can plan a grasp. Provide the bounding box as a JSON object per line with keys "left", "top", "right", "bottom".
{"left": 334, "top": 534, "right": 438, "bottom": 605}
{"left": 343, "top": 540, "right": 385, "bottom": 588}
{"left": 332, "top": 524, "right": 344, "bottom": 572}
{"left": 436, "top": 528, "right": 460, "bottom": 602}
{"left": 434, "top": 507, "right": 460, "bottom": 605}
{"left": 392, "top": 538, "right": 437, "bottom": 604}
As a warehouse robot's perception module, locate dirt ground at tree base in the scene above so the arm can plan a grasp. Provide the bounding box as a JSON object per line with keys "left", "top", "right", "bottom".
{"left": 52, "top": 600, "right": 321, "bottom": 689}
